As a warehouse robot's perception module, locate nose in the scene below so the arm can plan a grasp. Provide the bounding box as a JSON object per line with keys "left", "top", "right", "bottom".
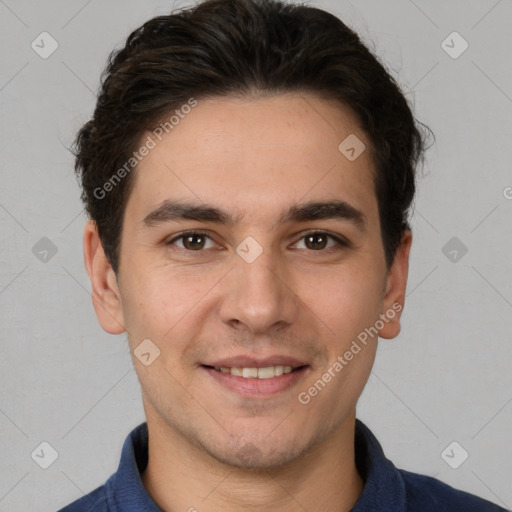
{"left": 218, "top": 245, "right": 300, "bottom": 335}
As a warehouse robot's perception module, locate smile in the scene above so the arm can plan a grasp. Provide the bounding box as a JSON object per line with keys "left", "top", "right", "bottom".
{"left": 201, "top": 364, "right": 309, "bottom": 397}
{"left": 205, "top": 365, "right": 299, "bottom": 379}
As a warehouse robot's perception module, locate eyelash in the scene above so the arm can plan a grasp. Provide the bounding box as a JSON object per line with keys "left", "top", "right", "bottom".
{"left": 166, "top": 230, "right": 350, "bottom": 253}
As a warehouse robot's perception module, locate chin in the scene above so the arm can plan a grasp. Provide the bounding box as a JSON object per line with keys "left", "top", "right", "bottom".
{"left": 206, "top": 440, "right": 306, "bottom": 470}
{"left": 194, "top": 424, "right": 317, "bottom": 470}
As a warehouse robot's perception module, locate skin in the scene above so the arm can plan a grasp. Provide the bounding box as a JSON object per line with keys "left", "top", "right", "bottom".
{"left": 83, "top": 93, "right": 412, "bottom": 511}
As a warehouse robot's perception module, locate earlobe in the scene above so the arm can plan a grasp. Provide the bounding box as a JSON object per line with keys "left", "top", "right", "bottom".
{"left": 83, "top": 219, "right": 126, "bottom": 334}
{"left": 378, "top": 229, "right": 412, "bottom": 340}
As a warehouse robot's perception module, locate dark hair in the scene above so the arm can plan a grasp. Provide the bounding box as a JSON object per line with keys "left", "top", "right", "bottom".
{"left": 72, "top": 0, "right": 432, "bottom": 275}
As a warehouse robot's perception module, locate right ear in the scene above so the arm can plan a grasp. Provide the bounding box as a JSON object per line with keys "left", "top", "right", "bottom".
{"left": 83, "top": 219, "right": 126, "bottom": 334}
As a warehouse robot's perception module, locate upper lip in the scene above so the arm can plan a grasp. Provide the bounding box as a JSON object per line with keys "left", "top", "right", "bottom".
{"left": 203, "top": 355, "right": 308, "bottom": 369}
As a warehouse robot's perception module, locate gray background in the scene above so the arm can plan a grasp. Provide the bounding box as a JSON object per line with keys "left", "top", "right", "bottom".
{"left": 1, "top": 0, "right": 511, "bottom": 510}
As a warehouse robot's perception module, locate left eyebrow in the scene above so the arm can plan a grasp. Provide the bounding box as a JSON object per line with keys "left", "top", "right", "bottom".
{"left": 141, "top": 199, "right": 367, "bottom": 231}
{"left": 283, "top": 200, "right": 366, "bottom": 231}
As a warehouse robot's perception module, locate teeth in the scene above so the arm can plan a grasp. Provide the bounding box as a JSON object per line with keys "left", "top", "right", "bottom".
{"left": 257, "top": 366, "right": 275, "bottom": 379}
{"left": 215, "top": 365, "right": 296, "bottom": 379}
{"left": 242, "top": 367, "right": 258, "bottom": 378}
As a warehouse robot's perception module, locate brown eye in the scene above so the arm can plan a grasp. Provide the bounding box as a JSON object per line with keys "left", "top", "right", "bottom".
{"left": 182, "top": 234, "right": 206, "bottom": 250}
{"left": 305, "top": 233, "right": 329, "bottom": 250}
{"left": 167, "top": 231, "right": 215, "bottom": 251}
{"left": 295, "top": 231, "right": 348, "bottom": 251}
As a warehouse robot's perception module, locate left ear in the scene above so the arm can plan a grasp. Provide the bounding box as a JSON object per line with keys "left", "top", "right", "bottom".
{"left": 378, "top": 229, "right": 412, "bottom": 339}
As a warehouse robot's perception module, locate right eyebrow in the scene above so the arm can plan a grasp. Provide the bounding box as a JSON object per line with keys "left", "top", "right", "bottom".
{"left": 141, "top": 200, "right": 240, "bottom": 228}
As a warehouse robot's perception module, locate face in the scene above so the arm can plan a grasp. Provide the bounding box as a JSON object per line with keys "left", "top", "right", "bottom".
{"left": 85, "top": 93, "right": 411, "bottom": 469}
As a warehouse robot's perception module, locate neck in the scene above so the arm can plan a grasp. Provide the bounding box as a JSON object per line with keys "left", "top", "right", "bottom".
{"left": 141, "top": 410, "right": 364, "bottom": 512}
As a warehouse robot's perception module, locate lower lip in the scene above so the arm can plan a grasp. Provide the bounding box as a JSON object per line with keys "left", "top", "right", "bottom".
{"left": 202, "top": 366, "right": 309, "bottom": 397}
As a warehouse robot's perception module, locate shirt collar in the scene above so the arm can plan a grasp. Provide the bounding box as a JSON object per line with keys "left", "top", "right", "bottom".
{"left": 352, "top": 419, "right": 407, "bottom": 511}
{"left": 105, "top": 421, "right": 163, "bottom": 511}
{"left": 105, "top": 419, "right": 406, "bottom": 511}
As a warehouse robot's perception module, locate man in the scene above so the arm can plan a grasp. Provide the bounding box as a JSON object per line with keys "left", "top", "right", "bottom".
{"left": 59, "top": 0, "right": 508, "bottom": 510}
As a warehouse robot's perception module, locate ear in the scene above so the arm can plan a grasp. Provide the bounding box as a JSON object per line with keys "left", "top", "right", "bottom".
{"left": 378, "top": 229, "right": 412, "bottom": 339}
{"left": 83, "top": 219, "right": 126, "bottom": 334}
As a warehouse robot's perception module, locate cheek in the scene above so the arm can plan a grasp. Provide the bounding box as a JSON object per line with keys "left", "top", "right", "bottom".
{"left": 303, "top": 265, "right": 384, "bottom": 340}
{"left": 119, "top": 270, "right": 174, "bottom": 344}
{"left": 121, "top": 266, "right": 219, "bottom": 355}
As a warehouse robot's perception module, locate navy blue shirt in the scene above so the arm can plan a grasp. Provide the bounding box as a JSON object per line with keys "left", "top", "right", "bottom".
{"left": 58, "top": 419, "right": 508, "bottom": 511}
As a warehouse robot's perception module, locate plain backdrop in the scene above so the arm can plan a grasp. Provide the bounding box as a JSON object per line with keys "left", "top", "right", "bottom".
{"left": 0, "top": 1, "right": 511, "bottom": 510}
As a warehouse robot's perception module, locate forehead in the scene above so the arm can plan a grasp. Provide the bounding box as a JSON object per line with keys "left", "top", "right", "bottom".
{"left": 125, "top": 93, "right": 378, "bottom": 228}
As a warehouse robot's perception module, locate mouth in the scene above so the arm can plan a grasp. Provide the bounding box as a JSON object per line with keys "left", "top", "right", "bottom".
{"left": 200, "top": 362, "right": 310, "bottom": 397}
{"left": 201, "top": 364, "right": 306, "bottom": 379}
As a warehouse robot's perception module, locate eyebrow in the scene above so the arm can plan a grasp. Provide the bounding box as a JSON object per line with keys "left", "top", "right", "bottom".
{"left": 141, "top": 199, "right": 366, "bottom": 231}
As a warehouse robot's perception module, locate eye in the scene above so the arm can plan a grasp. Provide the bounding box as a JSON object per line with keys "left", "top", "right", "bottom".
{"left": 293, "top": 231, "right": 349, "bottom": 251}
{"left": 167, "top": 231, "right": 216, "bottom": 251}
{"left": 166, "top": 230, "right": 350, "bottom": 252}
